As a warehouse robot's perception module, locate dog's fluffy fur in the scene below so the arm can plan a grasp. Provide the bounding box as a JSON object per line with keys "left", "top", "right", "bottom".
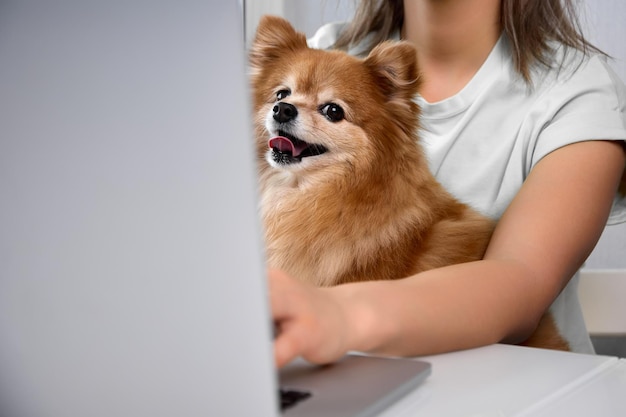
{"left": 249, "top": 15, "right": 569, "bottom": 351}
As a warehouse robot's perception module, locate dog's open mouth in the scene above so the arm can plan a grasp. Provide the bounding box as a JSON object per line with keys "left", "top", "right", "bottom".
{"left": 268, "top": 131, "right": 328, "bottom": 164}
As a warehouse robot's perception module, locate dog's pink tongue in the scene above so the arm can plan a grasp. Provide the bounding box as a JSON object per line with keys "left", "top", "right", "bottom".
{"left": 269, "top": 136, "right": 307, "bottom": 157}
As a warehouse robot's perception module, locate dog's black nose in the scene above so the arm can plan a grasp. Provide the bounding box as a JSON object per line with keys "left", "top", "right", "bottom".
{"left": 273, "top": 102, "right": 298, "bottom": 123}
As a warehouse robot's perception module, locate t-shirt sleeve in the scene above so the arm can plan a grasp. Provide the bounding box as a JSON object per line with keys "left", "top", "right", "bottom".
{"left": 530, "top": 55, "right": 626, "bottom": 225}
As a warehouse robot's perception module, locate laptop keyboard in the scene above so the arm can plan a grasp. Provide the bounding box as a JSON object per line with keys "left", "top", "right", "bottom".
{"left": 279, "top": 388, "right": 312, "bottom": 411}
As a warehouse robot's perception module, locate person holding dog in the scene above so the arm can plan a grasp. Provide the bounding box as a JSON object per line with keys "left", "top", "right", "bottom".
{"left": 269, "top": 0, "right": 626, "bottom": 367}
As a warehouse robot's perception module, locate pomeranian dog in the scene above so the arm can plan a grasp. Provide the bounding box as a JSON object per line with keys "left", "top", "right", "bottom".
{"left": 249, "top": 15, "right": 569, "bottom": 351}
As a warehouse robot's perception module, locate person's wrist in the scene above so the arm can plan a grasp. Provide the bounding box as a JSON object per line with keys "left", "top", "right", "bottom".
{"left": 329, "top": 281, "right": 389, "bottom": 354}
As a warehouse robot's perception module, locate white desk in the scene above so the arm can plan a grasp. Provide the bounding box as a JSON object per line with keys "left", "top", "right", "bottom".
{"left": 379, "top": 344, "right": 626, "bottom": 417}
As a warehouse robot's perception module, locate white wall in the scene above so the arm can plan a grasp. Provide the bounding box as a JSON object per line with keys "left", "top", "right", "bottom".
{"left": 578, "top": 0, "right": 626, "bottom": 269}
{"left": 245, "top": 0, "right": 353, "bottom": 43}
{"left": 245, "top": 0, "right": 626, "bottom": 268}
{"left": 282, "top": 1, "right": 354, "bottom": 37}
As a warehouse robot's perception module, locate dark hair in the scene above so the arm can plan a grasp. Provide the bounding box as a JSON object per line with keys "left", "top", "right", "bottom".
{"left": 334, "top": 0, "right": 604, "bottom": 82}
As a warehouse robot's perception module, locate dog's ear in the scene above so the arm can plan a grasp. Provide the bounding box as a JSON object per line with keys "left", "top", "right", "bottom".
{"left": 249, "top": 15, "right": 308, "bottom": 77}
{"left": 364, "top": 41, "right": 421, "bottom": 103}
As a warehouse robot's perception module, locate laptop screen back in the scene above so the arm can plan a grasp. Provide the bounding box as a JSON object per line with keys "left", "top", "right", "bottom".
{"left": 0, "top": 1, "right": 277, "bottom": 416}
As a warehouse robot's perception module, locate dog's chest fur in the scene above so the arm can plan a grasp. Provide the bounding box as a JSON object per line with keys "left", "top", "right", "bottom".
{"left": 258, "top": 158, "right": 491, "bottom": 287}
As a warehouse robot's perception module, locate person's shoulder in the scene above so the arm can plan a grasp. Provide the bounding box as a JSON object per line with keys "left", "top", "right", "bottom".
{"left": 307, "top": 21, "right": 348, "bottom": 50}
{"left": 583, "top": 53, "right": 626, "bottom": 98}
{"left": 540, "top": 44, "right": 623, "bottom": 89}
{"left": 308, "top": 21, "right": 397, "bottom": 56}
{"left": 524, "top": 45, "right": 626, "bottom": 108}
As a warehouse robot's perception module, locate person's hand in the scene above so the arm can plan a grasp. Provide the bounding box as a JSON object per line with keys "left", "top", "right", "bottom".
{"left": 268, "top": 269, "right": 352, "bottom": 368}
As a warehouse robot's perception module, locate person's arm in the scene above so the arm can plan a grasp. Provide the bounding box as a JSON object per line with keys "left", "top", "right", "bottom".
{"left": 270, "top": 140, "right": 625, "bottom": 368}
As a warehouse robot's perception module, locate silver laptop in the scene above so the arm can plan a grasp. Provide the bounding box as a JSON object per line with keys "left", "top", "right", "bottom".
{"left": 0, "top": 1, "right": 430, "bottom": 416}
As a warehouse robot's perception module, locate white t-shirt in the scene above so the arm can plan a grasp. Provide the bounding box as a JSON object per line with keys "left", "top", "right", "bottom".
{"left": 309, "top": 23, "right": 626, "bottom": 354}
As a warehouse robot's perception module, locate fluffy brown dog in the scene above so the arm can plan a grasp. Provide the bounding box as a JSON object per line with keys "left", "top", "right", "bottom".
{"left": 249, "top": 15, "right": 568, "bottom": 351}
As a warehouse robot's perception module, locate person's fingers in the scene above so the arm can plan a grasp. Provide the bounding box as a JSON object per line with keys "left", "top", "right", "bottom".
{"left": 267, "top": 268, "right": 298, "bottom": 319}
{"left": 274, "top": 326, "right": 300, "bottom": 368}
{"left": 268, "top": 269, "right": 304, "bottom": 367}
{"left": 267, "top": 268, "right": 350, "bottom": 367}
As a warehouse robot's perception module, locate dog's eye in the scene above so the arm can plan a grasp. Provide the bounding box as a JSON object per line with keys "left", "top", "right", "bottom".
{"left": 320, "top": 103, "right": 344, "bottom": 122}
{"left": 276, "top": 89, "right": 291, "bottom": 101}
